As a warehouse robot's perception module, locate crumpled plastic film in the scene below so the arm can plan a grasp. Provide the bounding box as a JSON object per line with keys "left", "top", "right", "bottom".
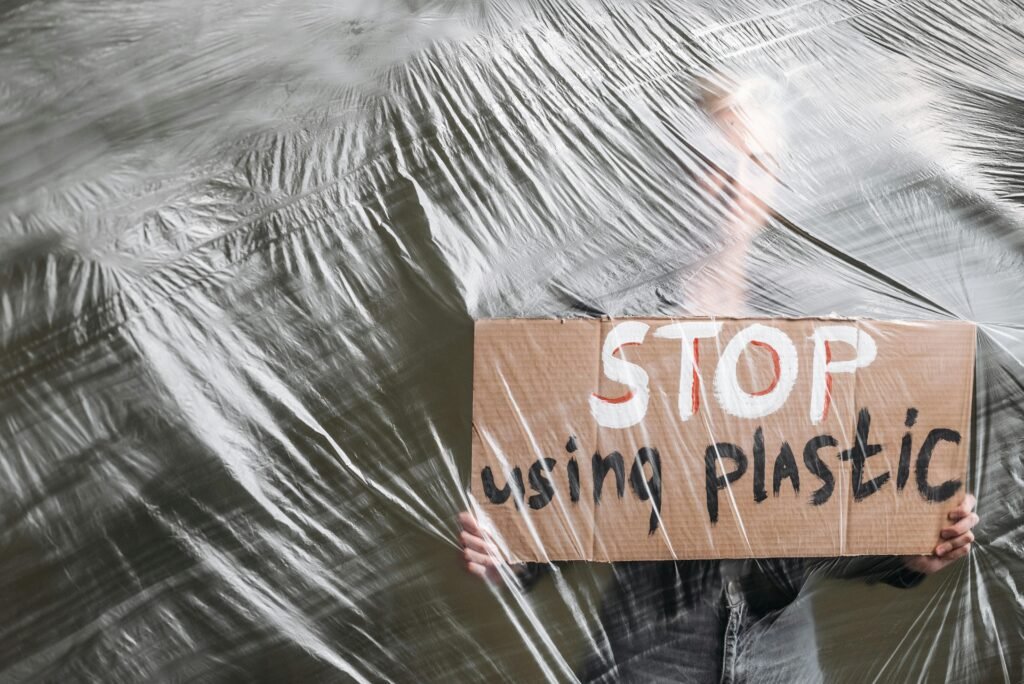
{"left": 0, "top": 0, "right": 1021, "bottom": 682}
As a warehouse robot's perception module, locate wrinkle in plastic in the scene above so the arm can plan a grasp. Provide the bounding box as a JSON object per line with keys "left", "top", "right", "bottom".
{"left": 0, "top": 0, "right": 1022, "bottom": 682}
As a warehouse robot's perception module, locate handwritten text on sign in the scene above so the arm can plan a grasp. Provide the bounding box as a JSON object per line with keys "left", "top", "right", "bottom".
{"left": 470, "top": 319, "right": 975, "bottom": 561}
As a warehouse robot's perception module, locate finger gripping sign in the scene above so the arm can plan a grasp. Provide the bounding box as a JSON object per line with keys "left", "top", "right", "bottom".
{"left": 470, "top": 318, "right": 975, "bottom": 562}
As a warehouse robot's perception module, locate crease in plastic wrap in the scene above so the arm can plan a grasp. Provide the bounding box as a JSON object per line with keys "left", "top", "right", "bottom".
{"left": 0, "top": 0, "right": 1021, "bottom": 681}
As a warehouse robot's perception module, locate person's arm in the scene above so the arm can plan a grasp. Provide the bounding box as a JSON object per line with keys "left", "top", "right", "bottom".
{"left": 818, "top": 555, "right": 927, "bottom": 589}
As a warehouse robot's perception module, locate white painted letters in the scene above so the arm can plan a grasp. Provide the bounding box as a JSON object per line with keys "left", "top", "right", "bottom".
{"left": 654, "top": 321, "right": 724, "bottom": 421}
{"left": 809, "top": 325, "right": 877, "bottom": 424}
{"left": 714, "top": 324, "right": 799, "bottom": 419}
{"left": 592, "top": 321, "right": 877, "bottom": 427}
{"left": 590, "top": 322, "right": 651, "bottom": 428}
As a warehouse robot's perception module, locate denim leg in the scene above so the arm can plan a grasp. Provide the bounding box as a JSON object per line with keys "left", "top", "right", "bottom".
{"left": 719, "top": 578, "right": 747, "bottom": 684}
{"left": 580, "top": 562, "right": 727, "bottom": 683}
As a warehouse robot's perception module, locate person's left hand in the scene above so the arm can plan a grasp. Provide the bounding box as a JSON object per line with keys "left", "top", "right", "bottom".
{"left": 902, "top": 493, "right": 978, "bottom": 575}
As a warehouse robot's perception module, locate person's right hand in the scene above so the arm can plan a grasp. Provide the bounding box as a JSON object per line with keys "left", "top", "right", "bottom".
{"left": 457, "top": 511, "right": 507, "bottom": 583}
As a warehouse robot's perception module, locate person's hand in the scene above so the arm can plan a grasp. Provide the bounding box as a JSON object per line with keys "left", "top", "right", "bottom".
{"left": 457, "top": 511, "right": 510, "bottom": 583}
{"left": 902, "top": 494, "right": 978, "bottom": 575}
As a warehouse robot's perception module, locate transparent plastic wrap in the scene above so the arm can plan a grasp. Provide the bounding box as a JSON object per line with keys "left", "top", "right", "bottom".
{"left": 0, "top": 1, "right": 1020, "bottom": 682}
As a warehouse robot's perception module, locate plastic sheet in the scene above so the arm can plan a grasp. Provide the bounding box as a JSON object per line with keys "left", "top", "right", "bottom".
{"left": 0, "top": 1, "right": 1021, "bottom": 681}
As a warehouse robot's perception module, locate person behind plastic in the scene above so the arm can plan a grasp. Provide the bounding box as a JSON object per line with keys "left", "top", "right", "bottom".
{"left": 456, "top": 72, "right": 980, "bottom": 683}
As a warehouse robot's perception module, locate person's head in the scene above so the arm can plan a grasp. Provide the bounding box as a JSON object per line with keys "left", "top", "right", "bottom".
{"left": 696, "top": 71, "right": 786, "bottom": 179}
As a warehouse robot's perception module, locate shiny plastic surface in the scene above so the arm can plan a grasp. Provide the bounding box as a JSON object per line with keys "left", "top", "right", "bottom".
{"left": 0, "top": 1, "right": 1021, "bottom": 681}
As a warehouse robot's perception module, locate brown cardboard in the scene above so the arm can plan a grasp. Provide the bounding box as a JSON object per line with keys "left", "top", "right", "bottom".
{"left": 470, "top": 318, "right": 975, "bottom": 562}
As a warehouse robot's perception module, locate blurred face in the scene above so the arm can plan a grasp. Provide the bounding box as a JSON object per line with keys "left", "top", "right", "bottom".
{"left": 700, "top": 86, "right": 784, "bottom": 240}
{"left": 712, "top": 104, "right": 781, "bottom": 180}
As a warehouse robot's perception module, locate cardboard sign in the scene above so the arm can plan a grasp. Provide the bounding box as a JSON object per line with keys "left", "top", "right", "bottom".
{"left": 470, "top": 318, "right": 975, "bottom": 562}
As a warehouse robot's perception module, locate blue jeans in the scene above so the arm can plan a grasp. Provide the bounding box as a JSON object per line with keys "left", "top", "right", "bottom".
{"left": 521, "top": 558, "right": 922, "bottom": 683}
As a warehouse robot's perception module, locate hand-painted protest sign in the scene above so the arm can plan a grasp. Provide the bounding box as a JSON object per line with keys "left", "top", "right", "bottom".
{"left": 470, "top": 318, "right": 975, "bottom": 562}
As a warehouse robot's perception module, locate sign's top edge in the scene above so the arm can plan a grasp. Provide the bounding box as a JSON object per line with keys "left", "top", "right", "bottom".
{"left": 473, "top": 316, "right": 978, "bottom": 324}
